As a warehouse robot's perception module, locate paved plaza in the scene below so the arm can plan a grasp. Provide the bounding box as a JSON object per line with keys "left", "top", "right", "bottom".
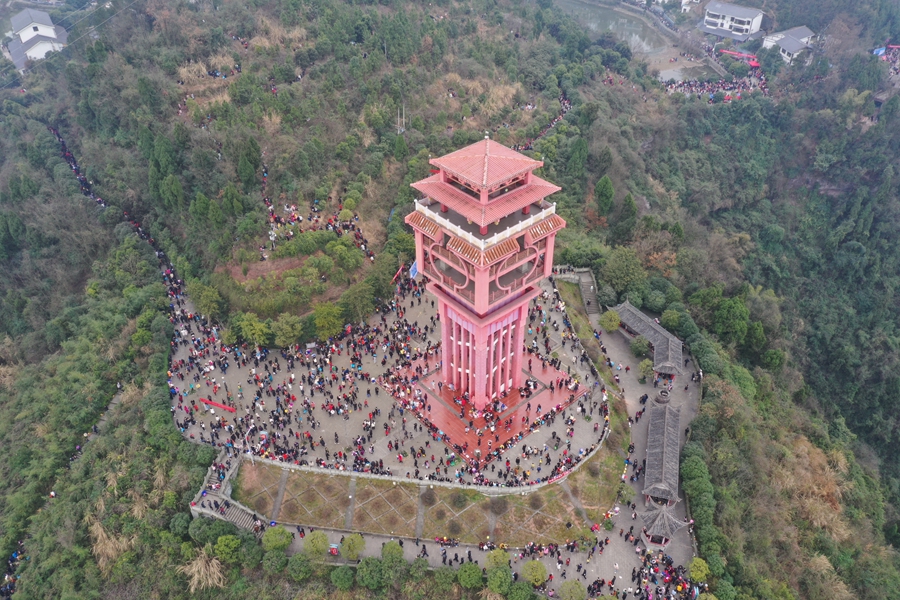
{"left": 174, "top": 269, "right": 700, "bottom": 596}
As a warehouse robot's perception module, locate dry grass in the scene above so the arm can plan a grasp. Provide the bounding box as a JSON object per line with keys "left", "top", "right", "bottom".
{"left": 481, "top": 83, "right": 521, "bottom": 119}
{"left": 771, "top": 438, "right": 852, "bottom": 541}
{"left": 86, "top": 515, "right": 136, "bottom": 576}
{"left": 177, "top": 546, "right": 226, "bottom": 593}
{"left": 128, "top": 489, "right": 149, "bottom": 519}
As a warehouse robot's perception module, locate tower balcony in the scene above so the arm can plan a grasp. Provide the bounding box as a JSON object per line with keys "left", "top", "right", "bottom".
{"left": 414, "top": 197, "right": 557, "bottom": 251}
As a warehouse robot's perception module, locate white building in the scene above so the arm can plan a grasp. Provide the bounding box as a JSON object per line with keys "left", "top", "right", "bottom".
{"left": 6, "top": 9, "right": 68, "bottom": 72}
{"left": 763, "top": 26, "right": 815, "bottom": 64}
{"left": 700, "top": 1, "right": 764, "bottom": 41}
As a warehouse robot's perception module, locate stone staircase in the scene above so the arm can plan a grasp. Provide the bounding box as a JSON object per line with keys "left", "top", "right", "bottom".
{"left": 580, "top": 278, "right": 600, "bottom": 316}
{"left": 191, "top": 450, "right": 263, "bottom": 536}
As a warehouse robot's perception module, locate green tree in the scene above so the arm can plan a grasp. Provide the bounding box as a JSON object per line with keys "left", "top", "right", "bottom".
{"left": 599, "top": 309, "right": 620, "bottom": 334}
{"left": 341, "top": 532, "right": 365, "bottom": 561}
{"left": 509, "top": 580, "right": 537, "bottom": 600}
{"left": 763, "top": 349, "right": 785, "bottom": 371}
{"left": 689, "top": 557, "right": 711, "bottom": 582}
{"left": 457, "top": 562, "right": 483, "bottom": 589}
{"left": 237, "top": 312, "right": 272, "bottom": 347}
{"left": 567, "top": 138, "right": 588, "bottom": 179}
{"left": 222, "top": 183, "right": 244, "bottom": 217}
{"left": 559, "top": 580, "right": 587, "bottom": 600}
{"left": 208, "top": 200, "right": 225, "bottom": 228}
{"left": 262, "top": 549, "right": 288, "bottom": 574}
{"left": 188, "top": 281, "right": 224, "bottom": 320}
{"left": 485, "top": 548, "right": 510, "bottom": 570}
{"left": 160, "top": 174, "right": 185, "bottom": 210}
{"left": 602, "top": 247, "right": 646, "bottom": 293}
{"left": 190, "top": 192, "right": 211, "bottom": 221}
{"left": 357, "top": 556, "right": 384, "bottom": 590}
{"left": 594, "top": 175, "right": 614, "bottom": 215}
{"left": 287, "top": 552, "right": 313, "bottom": 582}
{"left": 304, "top": 530, "right": 329, "bottom": 559}
{"left": 382, "top": 540, "right": 404, "bottom": 561}
{"left": 213, "top": 535, "right": 241, "bottom": 565}
{"left": 521, "top": 560, "right": 547, "bottom": 587}
{"left": 238, "top": 155, "right": 256, "bottom": 190}
{"left": 660, "top": 309, "right": 681, "bottom": 333}
{"left": 433, "top": 566, "right": 457, "bottom": 592}
{"left": 639, "top": 358, "right": 654, "bottom": 380}
{"left": 331, "top": 565, "right": 355, "bottom": 590}
{"left": 594, "top": 145, "right": 613, "bottom": 176}
{"left": 746, "top": 320, "right": 766, "bottom": 353}
{"left": 271, "top": 313, "right": 304, "bottom": 347}
{"left": 713, "top": 297, "right": 750, "bottom": 345}
{"left": 314, "top": 302, "right": 344, "bottom": 340}
{"left": 262, "top": 526, "right": 293, "bottom": 553}
{"left": 394, "top": 134, "right": 409, "bottom": 160}
{"left": 630, "top": 335, "right": 651, "bottom": 357}
{"left": 339, "top": 282, "right": 376, "bottom": 325}
{"left": 487, "top": 565, "right": 513, "bottom": 595}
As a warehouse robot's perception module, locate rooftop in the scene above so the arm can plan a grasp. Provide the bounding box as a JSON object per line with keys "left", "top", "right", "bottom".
{"left": 6, "top": 26, "right": 67, "bottom": 71}
{"left": 642, "top": 502, "right": 688, "bottom": 539}
{"left": 704, "top": 1, "right": 763, "bottom": 20}
{"left": 11, "top": 9, "right": 55, "bottom": 34}
{"left": 642, "top": 402, "right": 682, "bottom": 503}
{"left": 613, "top": 301, "right": 683, "bottom": 375}
{"left": 430, "top": 138, "right": 543, "bottom": 190}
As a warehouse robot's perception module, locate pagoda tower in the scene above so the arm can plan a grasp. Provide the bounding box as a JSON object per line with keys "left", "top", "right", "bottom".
{"left": 405, "top": 138, "right": 566, "bottom": 410}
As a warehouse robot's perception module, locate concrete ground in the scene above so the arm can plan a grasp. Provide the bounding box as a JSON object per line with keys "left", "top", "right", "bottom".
{"left": 179, "top": 268, "right": 700, "bottom": 596}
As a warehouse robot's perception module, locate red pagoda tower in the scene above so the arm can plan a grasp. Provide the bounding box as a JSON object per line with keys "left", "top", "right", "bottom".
{"left": 406, "top": 138, "right": 566, "bottom": 410}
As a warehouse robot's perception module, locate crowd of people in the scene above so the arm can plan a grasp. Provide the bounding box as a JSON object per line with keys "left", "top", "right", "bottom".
{"left": 511, "top": 94, "right": 573, "bottom": 153}
{"left": 44, "top": 113, "right": 699, "bottom": 598}
{"left": 664, "top": 67, "right": 768, "bottom": 101}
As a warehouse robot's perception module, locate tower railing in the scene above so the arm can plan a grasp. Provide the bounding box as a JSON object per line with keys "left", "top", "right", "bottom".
{"left": 415, "top": 198, "right": 557, "bottom": 251}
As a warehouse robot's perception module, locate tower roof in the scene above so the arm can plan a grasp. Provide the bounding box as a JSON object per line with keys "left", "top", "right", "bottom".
{"left": 431, "top": 138, "right": 542, "bottom": 190}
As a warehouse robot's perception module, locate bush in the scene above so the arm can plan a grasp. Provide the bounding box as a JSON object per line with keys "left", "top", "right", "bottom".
{"left": 188, "top": 516, "right": 237, "bottom": 546}
{"left": 433, "top": 566, "right": 457, "bottom": 592}
{"left": 487, "top": 565, "right": 513, "bottom": 595}
{"left": 457, "top": 562, "right": 483, "bottom": 589}
{"left": 357, "top": 557, "right": 384, "bottom": 590}
{"left": 262, "top": 526, "right": 293, "bottom": 553}
{"left": 630, "top": 336, "right": 651, "bottom": 357}
{"left": 331, "top": 565, "right": 355, "bottom": 590}
{"left": 213, "top": 535, "right": 242, "bottom": 565}
{"left": 645, "top": 290, "right": 667, "bottom": 313}
{"left": 559, "top": 580, "right": 587, "bottom": 600}
{"left": 342, "top": 533, "right": 365, "bottom": 561}
{"left": 262, "top": 549, "right": 288, "bottom": 574}
{"left": 381, "top": 540, "right": 404, "bottom": 561}
{"left": 304, "top": 530, "right": 329, "bottom": 558}
{"left": 509, "top": 581, "right": 537, "bottom": 600}
{"left": 169, "top": 513, "right": 191, "bottom": 539}
{"left": 287, "top": 553, "right": 313, "bottom": 583}
{"left": 521, "top": 560, "right": 547, "bottom": 587}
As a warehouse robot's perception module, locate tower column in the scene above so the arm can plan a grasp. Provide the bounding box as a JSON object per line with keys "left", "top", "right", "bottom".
{"left": 510, "top": 304, "right": 529, "bottom": 390}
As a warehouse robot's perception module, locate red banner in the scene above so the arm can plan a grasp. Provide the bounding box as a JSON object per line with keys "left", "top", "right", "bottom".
{"left": 200, "top": 398, "right": 236, "bottom": 413}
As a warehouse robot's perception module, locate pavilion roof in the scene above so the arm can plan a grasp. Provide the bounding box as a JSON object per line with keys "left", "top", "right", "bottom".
{"left": 642, "top": 402, "right": 682, "bottom": 503}
{"left": 642, "top": 503, "right": 688, "bottom": 539}
{"left": 613, "top": 301, "right": 683, "bottom": 375}
{"left": 431, "top": 138, "right": 542, "bottom": 189}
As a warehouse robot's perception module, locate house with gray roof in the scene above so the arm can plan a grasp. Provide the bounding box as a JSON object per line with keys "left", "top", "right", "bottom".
{"left": 642, "top": 402, "right": 682, "bottom": 506}
{"left": 5, "top": 9, "right": 68, "bottom": 72}
{"left": 763, "top": 26, "right": 815, "bottom": 64}
{"left": 700, "top": 1, "right": 764, "bottom": 41}
{"left": 612, "top": 301, "right": 683, "bottom": 376}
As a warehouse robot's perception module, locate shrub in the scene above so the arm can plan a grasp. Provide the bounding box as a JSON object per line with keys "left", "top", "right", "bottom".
{"left": 331, "top": 565, "right": 355, "bottom": 590}
{"left": 262, "top": 526, "right": 293, "bottom": 553}
{"left": 457, "top": 562, "right": 483, "bottom": 589}
{"left": 262, "top": 549, "right": 288, "bottom": 574}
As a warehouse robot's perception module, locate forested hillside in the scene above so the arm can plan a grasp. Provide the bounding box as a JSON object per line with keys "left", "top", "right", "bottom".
{"left": 1, "top": 0, "right": 900, "bottom": 598}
